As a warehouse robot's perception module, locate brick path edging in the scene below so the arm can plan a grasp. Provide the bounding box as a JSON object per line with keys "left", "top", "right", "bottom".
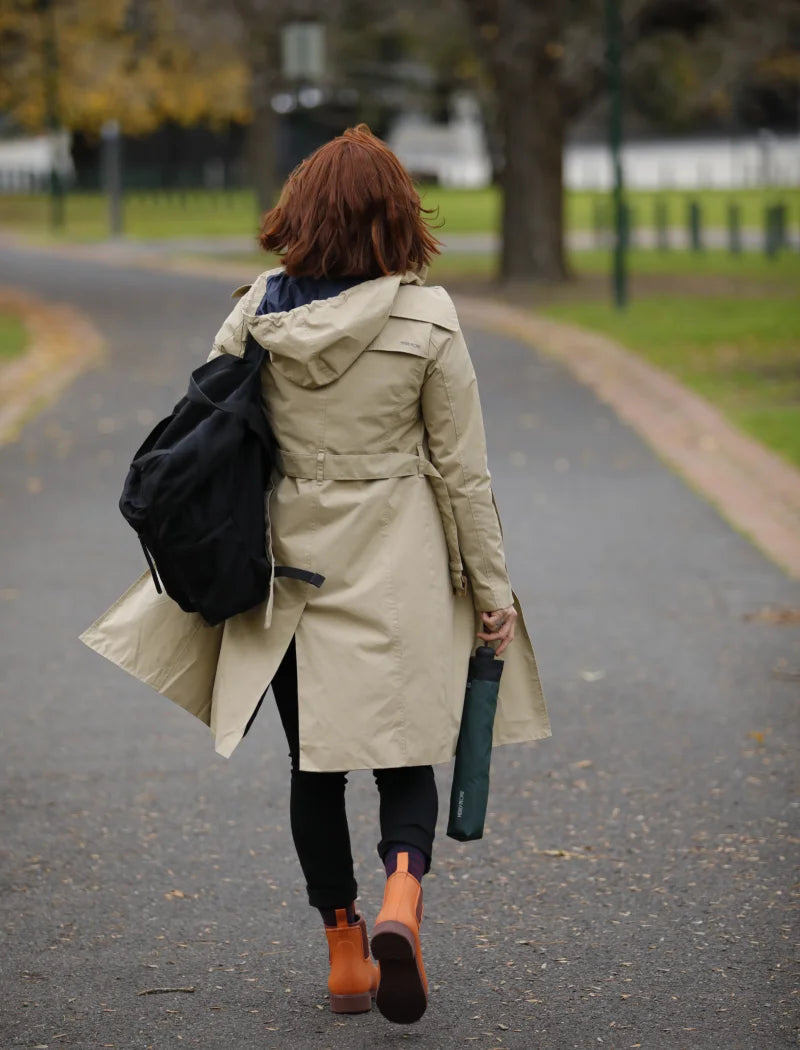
{"left": 455, "top": 296, "right": 800, "bottom": 581}
{"left": 0, "top": 288, "right": 105, "bottom": 445}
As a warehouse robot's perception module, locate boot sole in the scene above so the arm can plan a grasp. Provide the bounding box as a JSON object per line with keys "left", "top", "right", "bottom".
{"left": 371, "top": 921, "right": 427, "bottom": 1025}
{"left": 329, "top": 989, "right": 375, "bottom": 1014}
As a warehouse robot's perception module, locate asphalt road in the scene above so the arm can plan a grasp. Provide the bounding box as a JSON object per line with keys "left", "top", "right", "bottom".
{"left": 1, "top": 247, "right": 797, "bottom": 1050}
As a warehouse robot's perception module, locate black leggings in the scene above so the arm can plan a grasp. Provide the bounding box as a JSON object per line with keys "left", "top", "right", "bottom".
{"left": 271, "top": 639, "right": 438, "bottom": 909}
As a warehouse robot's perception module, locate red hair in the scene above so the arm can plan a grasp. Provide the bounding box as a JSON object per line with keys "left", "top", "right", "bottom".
{"left": 259, "top": 124, "right": 440, "bottom": 278}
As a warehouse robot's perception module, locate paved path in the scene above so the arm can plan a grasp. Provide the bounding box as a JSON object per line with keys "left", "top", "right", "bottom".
{"left": 1, "top": 247, "right": 797, "bottom": 1050}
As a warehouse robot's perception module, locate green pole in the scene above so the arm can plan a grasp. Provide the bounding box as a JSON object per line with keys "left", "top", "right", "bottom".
{"left": 688, "top": 200, "right": 702, "bottom": 252}
{"left": 39, "top": 0, "right": 64, "bottom": 230}
{"left": 605, "top": 0, "right": 626, "bottom": 309}
{"left": 727, "top": 201, "right": 741, "bottom": 254}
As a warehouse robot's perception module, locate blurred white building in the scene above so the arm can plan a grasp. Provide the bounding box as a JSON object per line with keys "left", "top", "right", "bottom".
{"left": 567, "top": 132, "right": 800, "bottom": 190}
{"left": 388, "top": 104, "right": 800, "bottom": 190}
{"left": 0, "top": 132, "right": 74, "bottom": 189}
{"left": 388, "top": 95, "right": 491, "bottom": 189}
{"left": 1, "top": 122, "right": 797, "bottom": 193}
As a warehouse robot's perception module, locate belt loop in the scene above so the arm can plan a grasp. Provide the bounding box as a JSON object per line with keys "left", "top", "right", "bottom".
{"left": 416, "top": 443, "right": 425, "bottom": 476}
{"left": 316, "top": 449, "right": 325, "bottom": 483}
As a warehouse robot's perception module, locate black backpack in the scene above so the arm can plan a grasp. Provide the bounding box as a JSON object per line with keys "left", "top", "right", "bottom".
{"left": 119, "top": 335, "right": 323, "bottom": 626}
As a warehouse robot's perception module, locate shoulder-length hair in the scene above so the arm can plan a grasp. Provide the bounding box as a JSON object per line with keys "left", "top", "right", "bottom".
{"left": 259, "top": 124, "right": 440, "bottom": 279}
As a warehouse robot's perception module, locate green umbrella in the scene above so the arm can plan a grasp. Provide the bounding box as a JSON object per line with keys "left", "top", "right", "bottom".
{"left": 447, "top": 644, "right": 504, "bottom": 842}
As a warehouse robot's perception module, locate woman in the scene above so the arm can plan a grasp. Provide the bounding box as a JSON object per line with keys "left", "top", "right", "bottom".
{"left": 81, "top": 125, "right": 550, "bottom": 1025}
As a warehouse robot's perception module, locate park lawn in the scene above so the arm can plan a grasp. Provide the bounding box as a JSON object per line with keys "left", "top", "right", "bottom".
{"left": 1, "top": 185, "right": 798, "bottom": 240}
{"left": 428, "top": 247, "right": 800, "bottom": 284}
{"left": 0, "top": 310, "right": 28, "bottom": 362}
{"left": 404, "top": 186, "right": 797, "bottom": 234}
{"left": 575, "top": 248, "right": 800, "bottom": 282}
{"left": 0, "top": 189, "right": 260, "bottom": 242}
{"left": 564, "top": 185, "right": 800, "bottom": 235}
{"left": 541, "top": 295, "right": 800, "bottom": 468}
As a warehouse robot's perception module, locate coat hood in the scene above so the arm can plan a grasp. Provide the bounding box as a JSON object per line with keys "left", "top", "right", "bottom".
{"left": 242, "top": 269, "right": 427, "bottom": 389}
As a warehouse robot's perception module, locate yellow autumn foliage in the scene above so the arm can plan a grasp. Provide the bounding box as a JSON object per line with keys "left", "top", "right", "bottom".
{"left": 0, "top": 0, "right": 250, "bottom": 135}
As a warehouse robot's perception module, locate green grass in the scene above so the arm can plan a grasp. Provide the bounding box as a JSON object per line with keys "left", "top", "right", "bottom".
{"left": 574, "top": 248, "right": 800, "bottom": 281}
{"left": 0, "top": 189, "right": 260, "bottom": 242}
{"left": 565, "top": 186, "right": 799, "bottom": 235}
{"left": 428, "top": 247, "right": 800, "bottom": 285}
{"left": 0, "top": 311, "right": 28, "bottom": 362}
{"left": 541, "top": 295, "right": 800, "bottom": 468}
{"left": 427, "top": 186, "right": 800, "bottom": 234}
{"left": 1, "top": 185, "right": 797, "bottom": 241}
{"left": 421, "top": 187, "right": 500, "bottom": 234}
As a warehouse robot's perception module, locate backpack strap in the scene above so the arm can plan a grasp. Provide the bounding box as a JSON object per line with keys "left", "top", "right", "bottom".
{"left": 188, "top": 348, "right": 272, "bottom": 447}
{"left": 243, "top": 330, "right": 265, "bottom": 363}
{"left": 140, "top": 539, "right": 163, "bottom": 594}
{"left": 274, "top": 566, "right": 325, "bottom": 588}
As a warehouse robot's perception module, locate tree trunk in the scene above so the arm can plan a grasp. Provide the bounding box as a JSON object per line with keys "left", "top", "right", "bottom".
{"left": 496, "top": 7, "right": 567, "bottom": 282}
{"left": 499, "top": 61, "right": 566, "bottom": 282}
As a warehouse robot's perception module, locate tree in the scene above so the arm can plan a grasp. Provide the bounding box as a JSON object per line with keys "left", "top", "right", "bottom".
{"left": 0, "top": 0, "right": 248, "bottom": 136}
{"left": 229, "top": 0, "right": 478, "bottom": 211}
{"left": 177, "top": 0, "right": 337, "bottom": 211}
{"left": 460, "top": 1, "right": 577, "bottom": 282}
{"left": 460, "top": 0, "right": 800, "bottom": 284}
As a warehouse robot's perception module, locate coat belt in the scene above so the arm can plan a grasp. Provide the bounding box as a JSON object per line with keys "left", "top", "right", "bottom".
{"left": 281, "top": 448, "right": 427, "bottom": 481}
{"left": 279, "top": 447, "right": 467, "bottom": 595}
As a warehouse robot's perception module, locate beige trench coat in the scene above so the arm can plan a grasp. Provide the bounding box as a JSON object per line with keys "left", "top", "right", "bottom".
{"left": 81, "top": 268, "right": 550, "bottom": 771}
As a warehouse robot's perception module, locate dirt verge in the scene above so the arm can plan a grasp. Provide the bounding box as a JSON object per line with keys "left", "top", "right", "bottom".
{"left": 0, "top": 287, "right": 105, "bottom": 445}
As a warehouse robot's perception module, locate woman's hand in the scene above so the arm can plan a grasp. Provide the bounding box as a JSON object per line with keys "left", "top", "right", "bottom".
{"left": 477, "top": 605, "right": 517, "bottom": 656}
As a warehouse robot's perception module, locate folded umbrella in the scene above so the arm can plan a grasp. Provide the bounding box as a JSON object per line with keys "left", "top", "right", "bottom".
{"left": 447, "top": 643, "right": 504, "bottom": 842}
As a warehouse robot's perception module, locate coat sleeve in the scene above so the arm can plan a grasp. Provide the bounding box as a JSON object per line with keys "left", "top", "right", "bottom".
{"left": 421, "top": 324, "right": 513, "bottom": 612}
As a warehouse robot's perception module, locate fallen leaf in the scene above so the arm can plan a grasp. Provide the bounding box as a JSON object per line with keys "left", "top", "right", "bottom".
{"left": 539, "top": 848, "right": 589, "bottom": 860}
{"left": 744, "top": 606, "right": 800, "bottom": 624}
{"left": 772, "top": 667, "right": 800, "bottom": 681}
{"left": 137, "top": 987, "right": 195, "bottom": 996}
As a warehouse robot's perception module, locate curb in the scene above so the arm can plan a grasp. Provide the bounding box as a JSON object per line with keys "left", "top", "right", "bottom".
{"left": 454, "top": 296, "right": 800, "bottom": 581}
{"left": 0, "top": 287, "right": 105, "bottom": 445}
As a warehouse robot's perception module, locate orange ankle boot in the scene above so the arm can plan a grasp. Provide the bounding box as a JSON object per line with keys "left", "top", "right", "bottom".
{"left": 370, "top": 852, "right": 428, "bottom": 1024}
{"left": 325, "top": 910, "right": 380, "bottom": 1014}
